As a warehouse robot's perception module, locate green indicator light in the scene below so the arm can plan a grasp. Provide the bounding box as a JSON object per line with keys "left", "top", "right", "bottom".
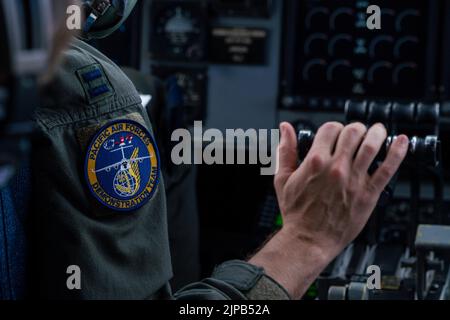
{"left": 305, "top": 283, "right": 318, "bottom": 299}
{"left": 275, "top": 214, "right": 283, "bottom": 227}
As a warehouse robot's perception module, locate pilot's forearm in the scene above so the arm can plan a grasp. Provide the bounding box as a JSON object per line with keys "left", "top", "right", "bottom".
{"left": 248, "top": 226, "right": 331, "bottom": 300}
{"left": 248, "top": 122, "right": 408, "bottom": 300}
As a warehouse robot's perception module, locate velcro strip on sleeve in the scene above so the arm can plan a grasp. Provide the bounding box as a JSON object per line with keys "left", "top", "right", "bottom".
{"left": 76, "top": 64, "right": 114, "bottom": 104}
{"left": 82, "top": 69, "right": 102, "bottom": 82}
{"left": 211, "top": 260, "right": 291, "bottom": 300}
{"left": 89, "top": 84, "right": 110, "bottom": 98}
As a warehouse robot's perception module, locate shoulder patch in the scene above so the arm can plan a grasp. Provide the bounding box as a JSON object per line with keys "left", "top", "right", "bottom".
{"left": 85, "top": 120, "right": 160, "bottom": 212}
{"left": 76, "top": 63, "right": 114, "bottom": 104}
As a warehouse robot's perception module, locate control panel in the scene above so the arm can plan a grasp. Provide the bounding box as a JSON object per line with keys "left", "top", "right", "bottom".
{"left": 152, "top": 65, "right": 208, "bottom": 125}
{"left": 441, "top": 1, "right": 450, "bottom": 101}
{"left": 280, "top": 0, "right": 440, "bottom": 111}
{"left": 92, "top": 0, "right": 450, "bottom": 300}
{"left": 211, "top": 0, "right": 273, "bottom": 18}
{"left": 149, "top": 0, "right": 209, "bottom": 62}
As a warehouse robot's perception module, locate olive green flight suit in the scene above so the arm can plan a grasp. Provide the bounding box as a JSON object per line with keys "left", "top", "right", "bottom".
{"left": 29, "top": 38, "right": 290, "bottom": 300}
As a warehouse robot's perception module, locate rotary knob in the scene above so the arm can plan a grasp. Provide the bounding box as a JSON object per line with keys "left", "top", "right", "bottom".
{"left": 394, "top": 36, "right": 419, "bottom": 60}
{"left": 369, "top": 35, "right": 395, "bottom": 60}
{"left": 304, "top": 33, "right": 328, "bottom": 57}
{"left": 305, "top": 7, "right": 329, "bottom": 31}
{"left": 392, "top": 102, "right": 415, "bottom": 124}
{"left": 368, "top": 61, "right": 393, "bottom": 85}
{"left": 367, "top": 101, "right": 392, "bottom": 125}
{"left": 328, "top": 34, "right": 353, "bottom": 58}
{"left": 392, "top": 62, "right": 418, "bottom": 86}
{"left": 302, "top": 59, "right": 327, "bottom": 82}
{"left": 326, "top": 60, "right": 352, "bottom": 83}
{"left": 396, "top": 9, "right": 420, "bottom": 33}
{"left": 330, "top": 7, "right": 354, "bottom": 31}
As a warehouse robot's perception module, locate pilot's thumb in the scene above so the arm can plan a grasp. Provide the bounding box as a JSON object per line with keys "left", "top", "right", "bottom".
{"left": 275, "top": 122, "right": 298, "bottom": 190}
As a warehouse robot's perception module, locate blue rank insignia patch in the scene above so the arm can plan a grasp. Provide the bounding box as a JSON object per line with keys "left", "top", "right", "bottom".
{"left": 85, "top": 120, "right": 160, "bottom": 212}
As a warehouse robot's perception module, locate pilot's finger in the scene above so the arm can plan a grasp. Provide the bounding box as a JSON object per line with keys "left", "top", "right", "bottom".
{"left": 308, "top": 122, "right": 344, "bottom": 158}
{"left": 333, "top": 122, "right": 367, "bottom": 162}
{"left": 353, "top": 124, "right": 387, "bottom": 174}
{"left": 370, "top": 135, "right": 409, "bottom": 192}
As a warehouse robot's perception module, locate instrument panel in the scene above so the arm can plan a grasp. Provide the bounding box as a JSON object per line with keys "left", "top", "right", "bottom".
{"left": 150, "top": 0, "right": 209, "bottom": 62}
{"left": 280, "top": 0, "right": 440, "bottom": 111}
{"left": 152, "top": 65, "right": 208, "bottom": 125}
{"left": 211, "top": 0, "right": 273, "bottom": 18}
{"left": 98, "top": 0, "right": 450, "bottom": 300}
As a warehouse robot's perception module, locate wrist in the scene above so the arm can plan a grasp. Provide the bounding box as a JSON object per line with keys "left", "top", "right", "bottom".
{"left": 277, "top": 225, "right": 333, "bottom": 269}
{"left": 279, "top": 223, "right": 336, "bottom": 265}
{"left": 249, "top": 226, "right": 332, "bottom": 299}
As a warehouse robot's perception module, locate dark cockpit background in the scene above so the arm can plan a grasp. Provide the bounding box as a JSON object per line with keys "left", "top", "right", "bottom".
{"left": 90, "top": 0, "right": 450, "bottom": 300}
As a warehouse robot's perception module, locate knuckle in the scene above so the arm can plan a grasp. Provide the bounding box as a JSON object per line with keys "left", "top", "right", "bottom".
{"left": 358, "top": 191, "right": 375, "bottom": 206}
{"left": 379, "top": 165, "right": 395, "bottom": 180}
{"left": 274, "top": 176, "right": 282, "bottom": 190}
{"left": 274, "top": 175, "right": 286, "bottom": 192}
{"left": 274, "top": 172, "right": 286, "bottom": 185}
{"left": 278, "top": 139, "right": 288, "bottom": 151}
{"left": 278, "top": 143, "right": 293, "bottom": 159}
{"left": 330, "top": 163, "right": 346, "bottom": 181}
{"left": 320, "top": 122, "right": 344, "bottom": 133}
{"left": 277, "top": 146, "right": 287, "bottom": 159}
{"left": 346, "top": 123, "right": 367, "bottom": 136}
{"left": 308, "top": 153, "right": 326, "bottom": 172}
{"left": 347, "top": 183, "right": 359, "bottom": 196}
{"left": 391, "top": 148, "right": 406, "bottom": 162}
{"left": 362, "top": 143, "right": 378, "bottom": 156}
{"left": 365, "top": 181, "right": 379, "bottom": 195}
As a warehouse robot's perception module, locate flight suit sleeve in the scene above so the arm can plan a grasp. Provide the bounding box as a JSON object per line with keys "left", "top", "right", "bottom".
{"left": 30, "top": 39, "right": 174, "bottom": 299}
{"left": 174, "top": 260, "right": 291, "bottom": 300}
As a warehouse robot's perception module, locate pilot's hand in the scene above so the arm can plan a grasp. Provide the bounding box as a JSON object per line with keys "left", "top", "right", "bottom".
{"left": 249, "top": 122, "right": 409, "bottom": 299}
{"left": 277, "top": 121, "right": 408, "bottom": 257}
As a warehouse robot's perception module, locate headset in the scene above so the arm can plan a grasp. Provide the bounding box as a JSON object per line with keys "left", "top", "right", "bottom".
{"left": 81, "top": 0, "right": 137, "bottom": 39}
{"left": 0, "top": 0, "right": 54, "bottom": 188}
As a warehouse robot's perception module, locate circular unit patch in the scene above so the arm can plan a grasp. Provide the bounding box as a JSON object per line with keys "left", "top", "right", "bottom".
{"left": 85, "top": 120, "right": 160, "bottom": 212}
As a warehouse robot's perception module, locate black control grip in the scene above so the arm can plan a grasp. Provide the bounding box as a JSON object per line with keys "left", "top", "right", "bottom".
{"left": 297, "top": 130, "right": 440, "bottom": 167}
